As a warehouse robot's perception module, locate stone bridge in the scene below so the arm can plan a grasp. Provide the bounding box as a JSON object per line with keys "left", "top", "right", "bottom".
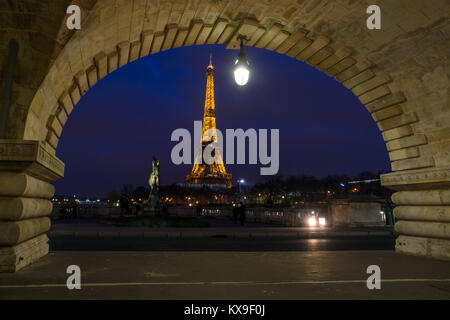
{"left": 0, "top": 0, "right": 449, "bottom": 271}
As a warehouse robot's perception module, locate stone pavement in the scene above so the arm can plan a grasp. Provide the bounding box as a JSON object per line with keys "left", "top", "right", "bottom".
{"left": 0, "top": 250, "right": 449, "bottom": 299}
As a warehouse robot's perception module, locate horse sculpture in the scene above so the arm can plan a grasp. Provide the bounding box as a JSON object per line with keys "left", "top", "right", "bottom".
{"left": 149, "top": 156, "right": 160, "bottom": 195}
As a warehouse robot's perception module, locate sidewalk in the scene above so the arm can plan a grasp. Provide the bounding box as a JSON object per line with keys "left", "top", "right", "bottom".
{"left": 1, "top": 250, "right": 449, "bottom": 299}
{"left": 49, "top": 218, "right": 395, "bottom": 239}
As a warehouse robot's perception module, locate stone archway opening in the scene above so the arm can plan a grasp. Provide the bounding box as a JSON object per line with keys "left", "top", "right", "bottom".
{"left": 52, "top": 43, "right": 391, "bottom": 208}
{"left": 1, "top": 0, "right": 448, "bottom": 272}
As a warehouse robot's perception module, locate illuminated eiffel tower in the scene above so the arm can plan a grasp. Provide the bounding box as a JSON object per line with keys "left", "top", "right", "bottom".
{"left": 186, "top": 56, "right": 232, "bottom": 188}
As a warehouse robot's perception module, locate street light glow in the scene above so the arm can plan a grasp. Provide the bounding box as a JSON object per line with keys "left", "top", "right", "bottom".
{"left": 308, "top": 217, "right": 317, "bottom": 227}
{"left": 234, "top": 64, "right": 250, "bottom": 86}
{"left": 233, "top": 35, "right": 250, "bottom": 86}
{"left": 319, "top": 218, "right": 326, "bottom": 226}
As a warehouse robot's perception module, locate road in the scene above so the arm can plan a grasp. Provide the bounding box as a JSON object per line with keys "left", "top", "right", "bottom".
{"left": 49, "top": 236, "right": 395, "bottom": 251}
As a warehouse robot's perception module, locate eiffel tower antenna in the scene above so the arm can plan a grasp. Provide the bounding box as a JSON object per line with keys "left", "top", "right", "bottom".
{"left": 208, "top": 53, "right": 213, "bottom": 69}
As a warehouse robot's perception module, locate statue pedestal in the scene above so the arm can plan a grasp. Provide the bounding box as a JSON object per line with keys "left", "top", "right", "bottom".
{"left": 148, "top": 193, "right": 159, "bottom": 208}
{"left": 144, "top": 193, "right": 163, "bottom": 216}
{"left": 143, "top": 207, "right": 163, "bottom": 216}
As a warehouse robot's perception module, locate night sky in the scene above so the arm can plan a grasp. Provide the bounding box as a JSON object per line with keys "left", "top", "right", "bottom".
{"left": 54, "top": 45, "right": 390, "bottom": 197}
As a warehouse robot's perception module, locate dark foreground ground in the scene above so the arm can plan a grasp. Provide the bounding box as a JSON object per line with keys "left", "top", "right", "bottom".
{"left": 1, "top": 219, "right": 449, "bottom": 300}
{"left": 1, "top": 247, "right": 450, "bottom": 299}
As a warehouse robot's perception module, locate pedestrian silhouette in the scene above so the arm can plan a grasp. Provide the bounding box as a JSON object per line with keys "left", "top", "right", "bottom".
{"left": 238, "top": 202, "right": 246, "bottom": 226}
{"left": 232, "top": 204, "right": 239, "bottom": 224}
{"left": 196, "top": 203, "right": 202, "bottom": 216}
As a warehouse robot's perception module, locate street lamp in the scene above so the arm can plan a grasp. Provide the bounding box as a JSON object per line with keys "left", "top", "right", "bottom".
{"left": 237, "top": 179, "right": 245, "bottom": 200}
{"left": 233, "top": 35, "right": 250, "bottom": 86}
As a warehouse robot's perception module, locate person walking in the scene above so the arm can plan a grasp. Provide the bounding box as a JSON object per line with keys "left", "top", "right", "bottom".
{"left": 196, "top": 203, "right": 202, "bottom": 217}
{"left": 238, "top": 202, "right": 246, "bottom": 226}
{"left": 232, "top": 204, "right": 239, "bottom": 224}
{"left": 120, "top": 194, "right": 128, "bottom": 217}
{"left": 69, "top": 197, "right": 78, "bottom": 219}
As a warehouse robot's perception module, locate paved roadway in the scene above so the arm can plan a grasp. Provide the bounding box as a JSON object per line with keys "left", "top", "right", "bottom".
{"left": 49, "top": 236, "right": 395, "bottom": 251}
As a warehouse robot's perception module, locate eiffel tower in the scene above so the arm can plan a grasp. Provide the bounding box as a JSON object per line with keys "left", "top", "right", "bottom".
{"left": 186, "top": 56, "right": 232, "bottom": 188}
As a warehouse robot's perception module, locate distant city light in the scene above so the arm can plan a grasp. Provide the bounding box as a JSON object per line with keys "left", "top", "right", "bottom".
{"left": 319, "top": 218, "right": 326, "bottom": 226}
{"left": 308, "top": 217, "right": 317, "bottom": 227}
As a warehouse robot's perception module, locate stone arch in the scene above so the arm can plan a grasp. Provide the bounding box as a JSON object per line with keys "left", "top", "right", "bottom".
{"left": 0, "top": 0, "right": 449, "bottom": 272}
{"left": 25, "top": 3, "right": 430, "bottom": 174}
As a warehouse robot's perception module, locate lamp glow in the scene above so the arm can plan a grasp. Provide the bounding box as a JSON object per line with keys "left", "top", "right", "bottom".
{"left": 234, "top": 64, "right": 250, "bottom": 86}
{"left": 233, "top": 35, "right": 250, "bottom": 86}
